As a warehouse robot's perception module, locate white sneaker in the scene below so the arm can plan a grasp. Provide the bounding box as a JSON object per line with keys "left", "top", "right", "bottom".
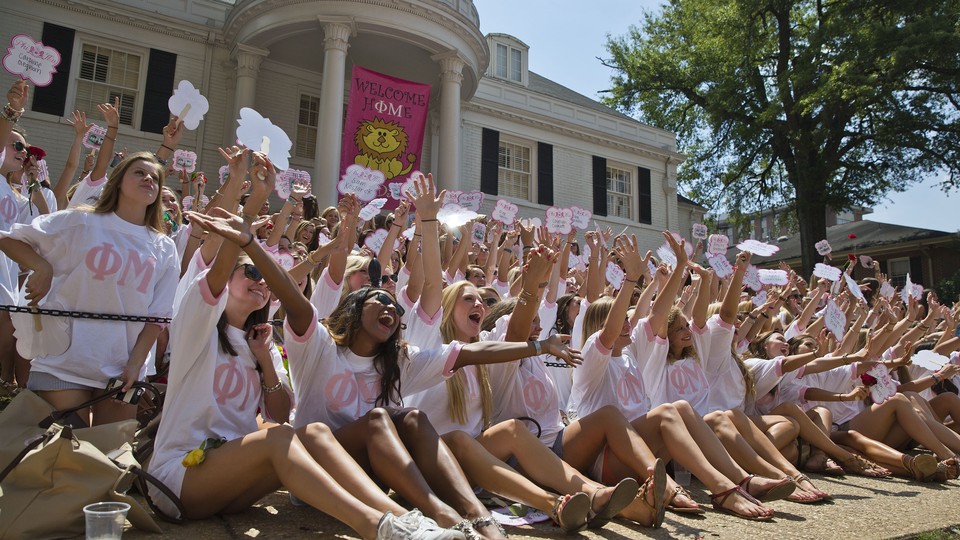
{"left": 376, "top": 510, "right": 467, "bottom": 540}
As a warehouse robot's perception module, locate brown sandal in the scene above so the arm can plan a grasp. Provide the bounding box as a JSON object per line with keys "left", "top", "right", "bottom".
{"left": 710, "top": 486, "right": 772, "bottom": 521}
{"left": 839, "top": 455, "right": 890, "bottom": 478}
{"left": 587, "top": 477, "right": 639, "bottom": 529}
{"left": 902, "top": 454, "right": 937, "bottom": 481}
{"left": 739, "top": 474, "right": 795, "bottom": 502}
{"left": 934, "top": 457, "right": 959, "bottom": 482}
{"left": 666, "top": 486, "right": 705, "bottom": 515}
{"left": 551, "top": 492, "right": 590, "bottom": 533}
{"left": 637, "top": 458, "right": 667, "bottom": 528}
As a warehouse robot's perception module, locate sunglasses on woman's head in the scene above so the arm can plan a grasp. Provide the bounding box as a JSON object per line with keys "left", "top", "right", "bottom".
{"left": 10, "top": 141, "right": 25, "bottom": 152}
{"left": 368, "top": 291, "right": 405, "bottom": 317}
{"left": 242, "top": 264, "right": 263, "bottom": 282}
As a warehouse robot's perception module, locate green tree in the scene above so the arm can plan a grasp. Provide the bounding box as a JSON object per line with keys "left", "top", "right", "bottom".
{"left": 603, "top": 0, "right": 960, "bottom": 274}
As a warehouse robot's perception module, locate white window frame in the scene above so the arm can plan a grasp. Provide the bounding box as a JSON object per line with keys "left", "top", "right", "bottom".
{"left": 887, "top": 257, "right": 911, "bottom": 288}
{"left": 497, "top": 136, "right": 536, "bottom": 202}
{"left": 606, "top": 163, "right": 635, "bottom": 221}
{"left": 70, "top": 38, "right": 148, "bottom": 130}
{"left": 295, "top": 93, "right": 321, "bottom": 160}
{"left": 494, "top": 43, "right": 524, "bottom": 83}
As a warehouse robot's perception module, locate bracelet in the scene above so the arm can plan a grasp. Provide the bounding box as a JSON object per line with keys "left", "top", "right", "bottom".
{"left": 837, "top": 393, "right": 844, "bottom": 402}
{"left": 261, "top": 379, "right": 283, "bottom": 393}
{"left": 104, "top": 135, "right": 116, "bottom": 143}
{"left": 154, "top": 155, "right": 167, "bottom": 166}
{"left": 1, "top": 103, "right": 24, "bottom": 123}
{"left": 305, "top": 254, "right": 320, "bottom": 267}
{"left": 161, "top": 144, "right": 175, "bottom": 153}
{"left": 240, "top": 232, "right": 255, "bottom": 249}
{"left": 522, "top": 245, "right": 533, "bottom": 252}
{"left": 748, "top": 313, "right": 758, "bottom": 320}
{"left": 530, "top": 340, "right": 542, "bottom": 356}
{"left": 420, "top": 218, "right": 439, "bottom": 224}
{"left": 759, "top": 313, "right": 769, "bottom": 318}
{"left": 390, "top": 222, "right": 401, "bottom": 229}
{"left": 241, "top": 213, "right": 257, "bottom": 224}
{"left": 932, "top": 373, "right": 942, "bottom": 384}
{"left": 624, "top": 277, "right": 639, "bottom": 283}
{"left": 537, "top": 281, "right": 548, "bottom": 289}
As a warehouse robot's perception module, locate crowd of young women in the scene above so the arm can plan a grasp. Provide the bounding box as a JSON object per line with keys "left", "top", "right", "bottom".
{"left": 1, "top": 79, "right": 959, "bottom": 539}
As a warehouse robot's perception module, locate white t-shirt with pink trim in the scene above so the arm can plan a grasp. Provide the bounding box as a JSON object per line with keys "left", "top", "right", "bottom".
{"left": 0, "top": 174, "right": 35, "bottom": 305}
{"left": 571, "top": 331, "right": 650, "bottom": 421}
{"left": 67, "top": 172, "right": 105, "bottom": 208}
{"left": 631, "top": 317, "right": 712, "bottom": 414}
{"left": 148, "top": 271, "right": 290, "bottom": 517}
{"left": 284, "top": 304, "right": 462, "bottom": 430}
{"left": 744, "top": 356, "right": 806, "bottom": 415}
{"left": 698, "top": 316, "right": 746, "bottom": 412}
{"left": 795, "top": 363, "right": 864, "bottom": 424}
{"left": 2, "top": 210, "right": 178, "bottom": 387}
{"left": 309, "top": 267, "right": 345, "bottom": 320}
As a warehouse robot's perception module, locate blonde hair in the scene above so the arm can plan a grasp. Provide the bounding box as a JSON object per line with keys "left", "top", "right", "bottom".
{"left": 339, "top": 255, "right": 372, "bottom": 302}
{"left": 581, "top": 296, "right": 615, "bottom": 348}
{"left": 93, "top": 152, "right": 166, "bottom": 233}
{"left": 439, "top": 281, "right": 493, "bottom": 429}
{"left": 666, "top": 307, "right": 697, "bottom": 362}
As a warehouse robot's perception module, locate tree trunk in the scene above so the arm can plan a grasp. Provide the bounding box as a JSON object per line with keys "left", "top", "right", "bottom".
{"left": 794, "top": 179, "right": 828, "bottom": 277}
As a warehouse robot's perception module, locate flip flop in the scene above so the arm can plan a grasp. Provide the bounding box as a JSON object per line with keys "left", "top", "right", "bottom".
{"left": 666, "top": 486, "right": 706, "bottom": 515}
{"left": 711, "top": 486, "right": 773, "bottom": 521}
{"left": 638, "top": 458, "right": 668, "bottom": 528}
{"left": 551, "top": 492, "right": 591, "bottom": 533}
{"left": 587, "top": 477, "right": 640, "bottom": 529}
{"left": 739, "top": 474, "right": 795, "bottom": 502}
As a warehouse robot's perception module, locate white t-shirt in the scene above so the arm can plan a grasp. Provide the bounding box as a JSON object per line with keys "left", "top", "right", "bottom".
{"left": 2, "top": 210, "right": 179, "bottom": 386}
{"left": 148, "top": 272, "right": 290, "bottom": 517}
{"left": 0, "top": 175, "right": 34, "bottom": 305}
{"left": 795, "top": 363, "right": 864, "bottom": 425}
{"left": 632, "top": 317, "right": 712, "bottom": 414}
{"left": 309, "top": 267, "right": 344, "bottom": 320}
{"left": 744, "top": 356, "right": 806, "bottom": 415}
{"left": 698, "top": 316, "right": 746, "bottom": 412}
{"left": 67, "top": 172, "right": 105, "bottom": 208}
{"left": 572, "top": 331, "right": 650, "bottom": 421}
{"left": 284, "top": 304, "right": 462, "bottom": 430}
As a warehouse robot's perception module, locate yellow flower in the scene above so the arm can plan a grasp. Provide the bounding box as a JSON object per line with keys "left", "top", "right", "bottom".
{"left": 182, "top": 448, "right": 205, "bottom": 467}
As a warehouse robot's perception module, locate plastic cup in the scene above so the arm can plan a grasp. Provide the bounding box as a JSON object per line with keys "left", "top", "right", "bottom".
{"left": 83, "top": 502, "right": 130, "bottom": 540}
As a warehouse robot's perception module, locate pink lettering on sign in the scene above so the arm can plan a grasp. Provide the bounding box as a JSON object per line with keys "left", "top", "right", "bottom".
{"left": 85, "top": 243, "right": 123, "bottom": 281}
{"left": 118, "top": 250, "right": 157, "bottom": 293}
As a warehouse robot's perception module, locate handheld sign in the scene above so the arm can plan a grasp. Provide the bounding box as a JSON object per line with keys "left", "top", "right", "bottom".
{"left": 823, "top": 299, "right": 846, "bottom": 340}
{"left": 545, "top": 207, "right": 573, "bottom": 235}
{"left": 743, "top": 265, "right": 762, "bottom": 292}
{"left": 472, "top": 222, "right": 487, "bottom": 245}
{"left": 707, "top": 234, "right": 729, "bottom": 255}
{"left": 813, "top": 263, "right": 842, "bottom": 282}
{"left": 864, "top": 363, "right": 898, "bottom": 404}
{"left": 181, "top": 194, "right": 209, "bottom": 212}
{"left": 437, "top": 204, "right": 478, "bottom": 228}
{"left": 859, "top": 255, "right": 873, "bottom": 269}
{"left": 172, "top": 149, "right": 197, "bottom": 173}
{"left": 758, "top": 269, "right": 790, "bottom": 286}
{"left": 364, "top": 228, "right": 390, "bottom": 253}
{"left": 879, "top": 281, "right": 895, "bottom": 299}
{"left": 339, "top": 164, "right": 385, "bottom": 201}
{"left": 706, "top": 254, "right": 734, "bottom": 278}
{"left": 236, "top": 107, "right": 292, "bottom": 170}
{"left": 168, "top": 80, "right": 209, "bottom": 130}
{"left": 492, "top": 199, "right": 519, "bottom": 224}
{"left": 844, "top": 272, "right": 865, "bottom": 303}
{"left": 912, "top": 350, "right": 949, "bottom": 372}
{"left": 83, "top": 125, "right": 106, "bottom": 150}
{"left": 458, "top": 191, "right": 484, "bottom": 212}
{"left": 218, "top": 165, "right": 229, "bottom": 186}
{"left": 752, "top": 290, "right": 768, "bottom": 307}
{"left": 815, "top": 240, "right": 832, "bottom": 256}
{"left": 3, "top": 34, "right": 61, "bottom": 86}
{"left": 358, "top": 198, "right": 387, "bottom": 221}
{"left": 605, "top": 260, "right": 625, "bottom": 290}
{"left": 570, "top": 206, "right": 592, "bottom": 230}
{"left": 692, "top": 223, "right": 708, "bottom": 240}
{"left": 737, "top": 239, "right": 780, "bottom": 257}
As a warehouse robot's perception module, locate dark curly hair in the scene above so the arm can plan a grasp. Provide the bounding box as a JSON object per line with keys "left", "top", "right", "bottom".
{"left": 323, "top": 287, "right": 408, "bottom": 407}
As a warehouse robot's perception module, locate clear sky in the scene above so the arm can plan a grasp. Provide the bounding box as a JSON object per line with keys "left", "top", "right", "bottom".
{"left": 473, "top": 0, "right": 956, "bottom": 233}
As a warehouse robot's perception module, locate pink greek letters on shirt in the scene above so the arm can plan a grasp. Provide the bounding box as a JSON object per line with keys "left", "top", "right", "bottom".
{"left": 84, "top": 243, "right": 158, "bottom": 293}
{"left": 325, "top": 371, "right": 359, "bottom": 412}
{"left": 118, "top": 250, "right": 157, "bottom": 293}
{"left": 0, "top": 195, "right": 16, "bottom": 222}
{"left": 668, "top": 363, "right": 706, "bottom": 396}
{"left": 213, "top": 356, "right": 259, "bottom": 409}
{"left": 522, "top": 376, "right": 549, "bottom": 413}
{"left": 617, "top": 371, "right": 644, "bottom": 404}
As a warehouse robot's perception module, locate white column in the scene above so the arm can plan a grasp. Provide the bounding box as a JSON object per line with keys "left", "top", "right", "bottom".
{"left": 314, "top": 21, "right": 354, "bottom": 207}
{"left": 433, "top": 52, "right": 465, "bottom": 192}
{"left": 231, "top": 44, "right": 269, "bottom": 120}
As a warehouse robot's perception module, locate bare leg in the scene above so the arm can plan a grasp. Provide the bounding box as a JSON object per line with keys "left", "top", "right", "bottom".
{"left": 391, "top": 409, "right": 506, "bottom": 540}
{"left": 334, "top": 408, "right": 464, "bottom": 529}
{"left": 831, "top": 430, "right": 911, "bottom": 476}
{"left": 0, "top": 313, "right": 15, "bottom": 385}
{"left": 930, "top": 393, "right": 960, "bottom": 435}
{"left": 751, "top": 414, "right": 799, "bottom": 455}
{"left": 180, "top": 425, "right": 382, "bottom": 539}
{"left": 849, "top": 394, "right": 954, "bottom": 460}
{"left": 774, "top": 402, "right": 887, "bottom": 476}
{"left": 296, "top": 422, "right": 406, "bottom": 516}
{"left": 705, "top": 410, "right": 782, "bottom": 478}
{"left": 903, "top": 391, "right": 960, "bottom": 454}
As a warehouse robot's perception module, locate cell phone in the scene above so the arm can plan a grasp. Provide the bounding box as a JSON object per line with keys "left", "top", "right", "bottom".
{"left": 106, "top": 378, "right": 144, "bottom": 405}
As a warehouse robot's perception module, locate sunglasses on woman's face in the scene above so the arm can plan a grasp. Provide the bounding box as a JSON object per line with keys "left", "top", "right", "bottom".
{"left": 242, "top": 264, "right": 263, "bottom": 282}
{"left": 368, "top": 291, "right": 405, "bottom": 317}
{"left": 483, "top": 297, "right": 498, "bottom": 306}
{"left": 10, "top": 141, "right": 26, "bottom": 152}
{"left": 381, "top": 274, "right": 399, "bottom": 284}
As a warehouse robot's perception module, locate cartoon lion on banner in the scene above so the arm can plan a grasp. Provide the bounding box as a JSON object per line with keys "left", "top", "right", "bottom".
{"left": 353, "top": 117, "right": 416, "bottom": 179}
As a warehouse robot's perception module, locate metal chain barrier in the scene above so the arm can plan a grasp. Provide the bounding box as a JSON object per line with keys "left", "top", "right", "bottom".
{"left": 0, "top": 305, "right": 171, "bottom": 324}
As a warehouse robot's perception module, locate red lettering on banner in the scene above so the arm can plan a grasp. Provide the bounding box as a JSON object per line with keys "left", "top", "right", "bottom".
{"left": 118, "top": 249, "right": 156, "bottom": 293}
{"left": 325, "top": 372, "right": 358, "bottom": 412}
{"left": 0, "top": 196, "right": 16, "bottom": 222}
{"left": 85, "top": 242, "right": 123, "bottom": 281}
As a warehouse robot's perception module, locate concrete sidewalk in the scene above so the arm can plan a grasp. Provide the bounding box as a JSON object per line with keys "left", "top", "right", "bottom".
{"left": 119, "top": 473, "right": 958, "bottom": 539}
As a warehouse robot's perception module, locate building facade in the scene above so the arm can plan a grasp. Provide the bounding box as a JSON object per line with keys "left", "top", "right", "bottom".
{"left": 2, "top": 0, "right": 686, "bottom": 248}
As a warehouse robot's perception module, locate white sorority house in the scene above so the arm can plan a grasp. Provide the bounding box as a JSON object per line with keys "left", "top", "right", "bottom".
{"left": 1, "top": 0, "right": 702, "bottom": 246}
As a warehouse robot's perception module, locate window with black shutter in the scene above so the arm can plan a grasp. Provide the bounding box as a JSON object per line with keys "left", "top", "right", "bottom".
{"left": 480, "top": 128, "right": 500, "bottom": 196}
{"left": 638, "top": 166, "right": 652, "bottom": 224}
{"left": 31, "top": 23, "right": 75, "bottom": 116}
{"left": 592, "top": 156, "right": 607, "bottom": 216}
{"left": 537, "top": 142, "right": 553, "bottom": 207}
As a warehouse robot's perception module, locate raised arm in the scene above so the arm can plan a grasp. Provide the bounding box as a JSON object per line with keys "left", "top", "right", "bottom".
{"left": 649, "top": 232, "right": 689, "bottom": 337}
{"left": 378, "top": 200, "right": 409, "bottom": 274}
{"left": 505, "top": 244, "right": 558, "bottom": 342}
{"left": 720, "top": 251, "right": 750, "bottom": 325}
{"left": 631, "top": 260, "right": 664, "bottom": 326}
{"left": 597, "top": 235, "right": 643, "bottom": 349}
{"left": 90, "top": 97, "right": 120, "bottom": 182}
{"left": 407, "top": 173, "right": 444, "bottom": 316}
{"left": 327, "top": 195, "right": 361, "bottom": 286}
{"left": 154, "top": 115, "right": 183, "bottom": 166}
{"left": 688, "top": 263, "right": 713, "bottom": 329}
{"left": 52, "top": 111, "right": 91, "bottom": 209}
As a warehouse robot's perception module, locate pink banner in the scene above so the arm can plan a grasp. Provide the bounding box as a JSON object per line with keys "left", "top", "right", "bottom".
{"left": 339, "top": 66, "right": 431, "bottom": 211}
